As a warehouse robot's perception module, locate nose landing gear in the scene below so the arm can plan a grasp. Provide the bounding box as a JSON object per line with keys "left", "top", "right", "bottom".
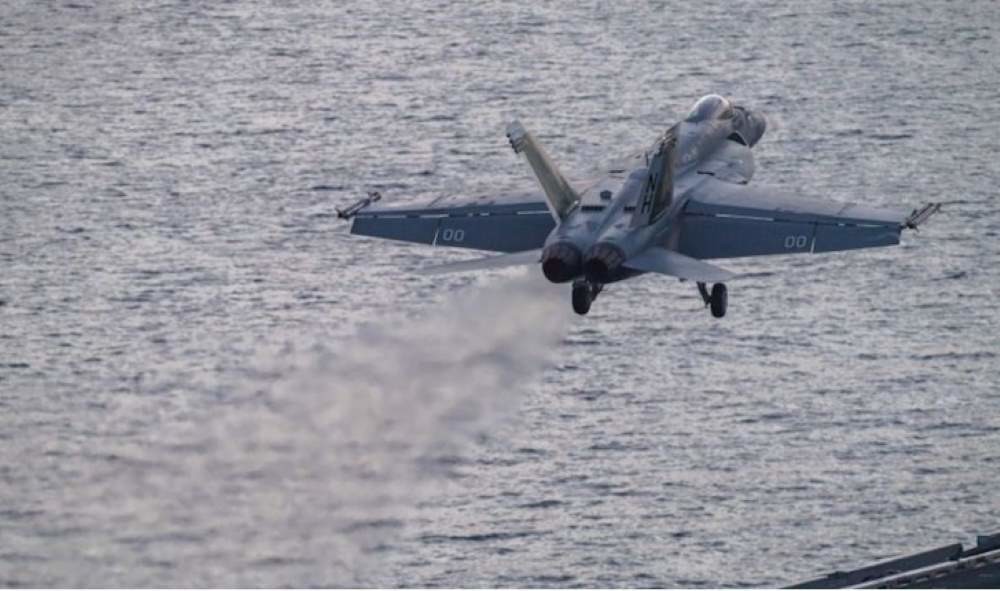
{"left": 571, "top": 280, "right": 604, "bottom": 315}
{"left": 697, "top": 282, "right": 728, "bottom": 318}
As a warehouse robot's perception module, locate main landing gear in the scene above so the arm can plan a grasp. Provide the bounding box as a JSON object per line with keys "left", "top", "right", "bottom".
{"left": 572, "top": 280, "right": 603, "bottom": 315}
{"left": 697, "top": 282, "right": 728, "bottom": 318}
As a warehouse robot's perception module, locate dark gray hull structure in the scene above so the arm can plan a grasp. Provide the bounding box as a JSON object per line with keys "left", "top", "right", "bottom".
{"left": 788, "top": 531, "right": 1000, "bottom": 589}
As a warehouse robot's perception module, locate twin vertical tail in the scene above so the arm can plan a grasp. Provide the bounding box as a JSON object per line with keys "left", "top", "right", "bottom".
{"left": 506, "top": 120, "right": 579, "bottom": 221}
{"left": 631, "top": 127, "right": 678, "bottom": 228}
{"left": 504, "top": 119, "right": 677, "bottom": 229}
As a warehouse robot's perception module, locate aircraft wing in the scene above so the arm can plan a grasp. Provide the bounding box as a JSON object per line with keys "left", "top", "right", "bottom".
{"left": 675, "top": 178, "right": 937, "bottom": 260}
{"left": 343, "top": 193, "right": 555, "bottom": 253}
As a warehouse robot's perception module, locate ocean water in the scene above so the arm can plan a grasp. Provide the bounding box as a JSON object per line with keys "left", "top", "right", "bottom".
{"left": 2, "top": 0, "right": 999, "bottom": 586}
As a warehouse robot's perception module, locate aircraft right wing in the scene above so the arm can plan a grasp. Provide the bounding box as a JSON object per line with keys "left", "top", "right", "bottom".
{"left": 674, "top": 178, "right": 939, "bottom": 260}
{"left": 342, "top": 193, "right": 555, "bottom": 253}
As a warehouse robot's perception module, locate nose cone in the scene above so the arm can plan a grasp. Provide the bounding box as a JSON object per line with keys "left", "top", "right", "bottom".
{"left": 583, "top": 242, "right": 626, "bottom": 284}
{"left": 540, "top": 242, "right": 583, "bottom": 283}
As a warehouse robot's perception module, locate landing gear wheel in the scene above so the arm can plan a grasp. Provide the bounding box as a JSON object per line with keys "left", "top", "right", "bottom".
{"left": 709, "top": 283, "right": 728, "bottom": 318}
{"left": 572, "top": 281, "right": 602, "bottom": 316}
{"left": 572, "top": 282, "right": 592, "bottom": 315}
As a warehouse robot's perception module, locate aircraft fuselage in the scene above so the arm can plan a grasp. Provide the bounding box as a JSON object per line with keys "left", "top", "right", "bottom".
{"left": 540, "top": 95, "right": 767, "bottom": 285}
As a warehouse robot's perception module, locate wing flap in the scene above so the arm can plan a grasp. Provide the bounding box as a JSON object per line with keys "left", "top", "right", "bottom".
{"left": 812, "top": 223, "right": 901, "bottom": 253}
{"left": 351, "top": 214, "right": 439, "bottom": 245}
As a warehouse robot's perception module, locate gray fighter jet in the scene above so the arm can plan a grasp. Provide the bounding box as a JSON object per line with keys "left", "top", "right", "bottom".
{"left": 338, "top": 95, "right": 939, "bottom": 316}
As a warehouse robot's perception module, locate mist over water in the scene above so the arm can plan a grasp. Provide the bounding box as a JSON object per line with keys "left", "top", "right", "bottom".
{"left": 3, "top": 0, "right": 999, "bottom": 587}
{"left": 58, "top": 273, "right": 568, "bottom": 586}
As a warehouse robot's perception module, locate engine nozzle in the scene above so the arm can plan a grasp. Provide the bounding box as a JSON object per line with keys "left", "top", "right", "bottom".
{"left": 745, "top": 109, "right": 767, "bottom": 147}
{"left": 583, "top": 242, "right": 626, "bottom": 283}
{"left": 540, "top": 242, "right": 583, "bottom": 283}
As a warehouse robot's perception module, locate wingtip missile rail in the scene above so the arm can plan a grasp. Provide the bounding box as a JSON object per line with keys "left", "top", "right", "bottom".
{"left": 336, "top": 191, "right": 382, "bottom": 220}
{"left": 904, "top": 202, "right": 941, "bottom": 230}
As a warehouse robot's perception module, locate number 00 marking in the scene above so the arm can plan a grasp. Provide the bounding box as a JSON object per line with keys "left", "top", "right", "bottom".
{"left": 784, "top": 235, "right": 808, "bottom": 249}
{"left": 441, "top": 228, "right": 465, "bottom": 242}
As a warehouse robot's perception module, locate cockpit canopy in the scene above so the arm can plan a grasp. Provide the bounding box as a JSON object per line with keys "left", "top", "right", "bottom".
{"left": 684, "top": 94, "right": 735, "bottom": 123}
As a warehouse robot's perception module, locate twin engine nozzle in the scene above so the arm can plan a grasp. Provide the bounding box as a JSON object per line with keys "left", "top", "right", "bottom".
{"left": 541, "top": 241, "right": 626, "bottom": 284}
{"left": 540, "top": 242, "right": 582, "bottom": 283}
{"left": 582, "top": 242, "right": 626, "bottom": 283}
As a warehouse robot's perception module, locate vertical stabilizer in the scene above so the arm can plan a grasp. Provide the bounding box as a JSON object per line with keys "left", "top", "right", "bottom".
{"left": 506, "top": 120, "right": 579, "bottom": 220}
{"left": 631, "top": 129, "right": 678, "bottom": 227}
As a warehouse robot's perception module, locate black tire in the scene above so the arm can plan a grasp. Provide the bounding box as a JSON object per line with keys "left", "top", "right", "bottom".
{"left": 710, "top": 283, "right": 727, "bottom": 318}
{"left": 572, "top": 285, "right": 591, "bottom": 315}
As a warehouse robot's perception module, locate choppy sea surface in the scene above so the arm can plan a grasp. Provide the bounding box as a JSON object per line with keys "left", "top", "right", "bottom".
{"left": 2, "top": 0, "right": 999, "bottom": 587}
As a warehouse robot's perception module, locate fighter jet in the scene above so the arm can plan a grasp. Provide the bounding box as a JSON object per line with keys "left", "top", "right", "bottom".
{"left": 337, "top": 94, "right": 939, "bottom": 317}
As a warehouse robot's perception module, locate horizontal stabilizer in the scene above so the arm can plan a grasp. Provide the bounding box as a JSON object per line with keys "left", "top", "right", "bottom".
{"left": 624, "top": 247, "right": 734, "bottom": 282}
{"left": 418, "top": 249, "right": 542, "bottom": 275}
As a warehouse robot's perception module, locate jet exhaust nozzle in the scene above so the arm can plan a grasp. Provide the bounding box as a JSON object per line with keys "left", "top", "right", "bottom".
{"left": 540, "top": 242, "right": 583, "bottom": 283}
{"left": 747, "top": 110, "right": 768, "bottom": 147}
{"left": 583, "top": 242, "right": 626, "bottom": 283}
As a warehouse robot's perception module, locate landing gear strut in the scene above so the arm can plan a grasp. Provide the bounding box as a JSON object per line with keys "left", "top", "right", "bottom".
{"left": 572, "top": 280, "right": 603, "bottom": 315}
{"left": 697, "top": 282, "right": 728, "bottom": 318}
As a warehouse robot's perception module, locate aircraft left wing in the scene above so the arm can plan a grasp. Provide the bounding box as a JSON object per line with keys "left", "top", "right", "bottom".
{"left": 341, "top": 193, "right": 555, "bottom": 253}
{"left": 674, "top": 178, "right": 938, "bottom": 260}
